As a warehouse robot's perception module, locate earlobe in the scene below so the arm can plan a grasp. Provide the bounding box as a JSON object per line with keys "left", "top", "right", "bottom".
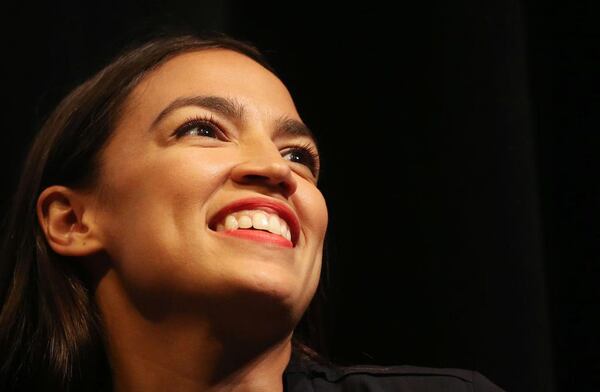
{"left": 36, "top": 185, "right": 104, "bottom": 257}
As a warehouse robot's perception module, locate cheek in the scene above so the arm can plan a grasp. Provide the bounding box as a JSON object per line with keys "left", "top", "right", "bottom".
{"left": 96, "top": 147, "right": 234, "bottom": 270}
{"left": 294, "top": 183, "right": 328, "bottom": 305}
{"left": 93, "top": 150, "right": 243, "bottom": 311}
{"left": 102, "top": 145, "right": 233, "bottom": 215}
{"left": 296, "top": 183, "right": 328, "bottom": 242}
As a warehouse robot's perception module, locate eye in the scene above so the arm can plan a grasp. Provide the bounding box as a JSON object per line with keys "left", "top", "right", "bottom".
{"left": 281, "top": 142, "right": 321, "bottom": 178}
{"left": 173, "top": 114, "right": 226, "bottom": 140}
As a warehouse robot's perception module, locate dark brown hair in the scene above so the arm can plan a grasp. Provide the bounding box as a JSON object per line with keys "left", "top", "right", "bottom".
{"left": 0, "top": 32, "right": 330, "bottom": 391}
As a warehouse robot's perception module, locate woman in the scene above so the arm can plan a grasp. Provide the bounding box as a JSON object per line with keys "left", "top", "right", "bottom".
{"left": 0, "top": 33, "right": 504, "bottom": 391}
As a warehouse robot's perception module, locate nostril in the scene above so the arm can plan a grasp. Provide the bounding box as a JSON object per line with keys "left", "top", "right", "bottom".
{"left": 278, "top": 181, "right": 291, "bottom": 194}
{"left": 239, "top": 174, "right": 293, "bottom": 197}
{"left": 243, "top": 174, "right": 268, "bottom": 182}
{"left": 232, "top": 161, "right": 297, "bottom": 197}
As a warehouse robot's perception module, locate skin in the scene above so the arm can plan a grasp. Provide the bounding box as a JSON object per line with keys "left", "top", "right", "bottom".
{"left": 36, "top": 49, "right": 328, "bottom": 391}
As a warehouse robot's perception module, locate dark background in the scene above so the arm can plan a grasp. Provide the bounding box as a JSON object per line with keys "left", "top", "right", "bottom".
{"left": 1, "top": 1, "right": 598, "bottom": 391}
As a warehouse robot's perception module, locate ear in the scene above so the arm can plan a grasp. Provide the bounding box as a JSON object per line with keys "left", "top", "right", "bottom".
{"left": 36, "top": 185, "right": 104, "bottom": 257}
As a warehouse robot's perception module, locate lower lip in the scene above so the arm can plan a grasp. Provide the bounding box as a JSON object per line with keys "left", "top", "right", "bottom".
{"left": 216, "top": 229, "right": 293, "bottom": 248}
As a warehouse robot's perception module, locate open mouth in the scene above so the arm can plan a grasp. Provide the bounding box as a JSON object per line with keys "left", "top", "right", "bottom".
{"left": 208, "top": 197, "right": 300, "bottom": 247}
{"left": 214, "top": 209, "right": 291, "bottom": 240}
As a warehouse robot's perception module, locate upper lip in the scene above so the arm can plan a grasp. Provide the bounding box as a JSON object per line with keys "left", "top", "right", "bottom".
{"left": 209, "top": 196, "right": 300, "bottom": 246}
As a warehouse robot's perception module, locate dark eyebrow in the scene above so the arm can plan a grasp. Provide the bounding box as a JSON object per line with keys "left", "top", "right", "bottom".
{"left": 151, "top": 94, "right": 318, "bottom": 146}
{"left": 151, "top": 95, "right": 245, "bottom": 127}
{"left": 273, "top": 116, "right": 318, "bottom": 148}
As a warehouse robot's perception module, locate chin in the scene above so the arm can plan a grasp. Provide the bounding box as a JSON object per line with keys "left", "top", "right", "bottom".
{"left": 218, "top": 265, "right": 306, "bottom": 313}
{"left": 235, "top": 263, "right": 300, "bottom": 301}
{"left": 208, "top": 270, "right": 305, "bottom": 339}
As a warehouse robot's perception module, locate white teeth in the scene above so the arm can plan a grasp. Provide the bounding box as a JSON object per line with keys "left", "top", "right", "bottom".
{"left": 252, "top": 212, "right": 269, "bottom": 230}
{"left": 238, "top": 215, "right": 252, "bottom": 229}
{"left": 215, "top": 209, "right": 293, "bottom": 243}
{"left": 267, "top": 215, "right": 281, "bottom": 234}
{"left": 277, "top": 217, "right": 289, "bottom": 237}
{"left": 224, "top": 215, "right": 239, "bottom": 230}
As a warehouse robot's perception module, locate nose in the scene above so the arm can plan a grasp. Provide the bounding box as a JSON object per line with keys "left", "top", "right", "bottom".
{"left": 230, "top": 151, "right": 298, "bottom": 199}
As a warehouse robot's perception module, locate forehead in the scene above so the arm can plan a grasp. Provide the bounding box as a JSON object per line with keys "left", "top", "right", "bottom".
{"left": 124, "top": 49, "right": 300, "bottom": 121}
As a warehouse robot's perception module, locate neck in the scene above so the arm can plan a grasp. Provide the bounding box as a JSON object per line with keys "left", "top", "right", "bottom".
{"left": 110, "top": 327, "right": 293, "bottom": 392}
{"left": 96, "top": 273, "right": 295, "bottom": 392}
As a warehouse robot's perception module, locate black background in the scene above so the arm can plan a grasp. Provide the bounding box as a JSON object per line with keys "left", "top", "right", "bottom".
{"left": 1, "top": 1, "right": 598, "bottom": 391}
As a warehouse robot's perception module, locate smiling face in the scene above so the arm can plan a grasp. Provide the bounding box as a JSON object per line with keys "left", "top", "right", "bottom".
{"left": 88, "top": 49, "right": 328, "bottom": 336}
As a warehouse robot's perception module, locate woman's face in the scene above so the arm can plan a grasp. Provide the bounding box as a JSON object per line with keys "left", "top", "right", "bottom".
{"left": 90, "top": 49, "right": 328, "bottom": 333}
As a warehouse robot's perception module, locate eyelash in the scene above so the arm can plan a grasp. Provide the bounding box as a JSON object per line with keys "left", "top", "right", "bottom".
{"left": 173, "top": 114, "right": 321, "bottom": 177}
{"left": 282, "top": 141, "right": 321, "bottom": 178}
{"left": 173, "top": 113, "right": 227, "bottom": 140}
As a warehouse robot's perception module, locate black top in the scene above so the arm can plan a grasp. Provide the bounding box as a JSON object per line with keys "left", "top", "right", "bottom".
{"left": 283, "top": 351, "right": 506, "bottom": 392}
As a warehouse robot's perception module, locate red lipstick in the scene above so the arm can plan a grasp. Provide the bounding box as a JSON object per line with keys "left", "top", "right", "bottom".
{"left": 209, "top": 197, "right": 300, "bottom": 247}
{"left": 219, "top": 229, "right": 293, "bottom": 248}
